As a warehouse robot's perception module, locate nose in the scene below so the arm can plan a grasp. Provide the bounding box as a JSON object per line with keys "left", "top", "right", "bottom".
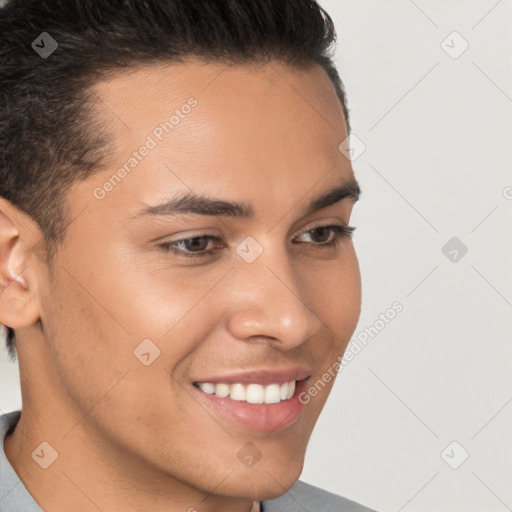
{"left": 224, "top": 249, "right": 324, "bottom": 350}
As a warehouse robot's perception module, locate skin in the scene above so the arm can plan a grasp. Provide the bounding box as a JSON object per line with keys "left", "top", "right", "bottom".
{"left": 0, "top": 58, "right": 361, "bottom": 512}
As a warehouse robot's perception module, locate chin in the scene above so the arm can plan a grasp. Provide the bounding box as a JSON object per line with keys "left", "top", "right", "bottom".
{"left": 219, "top": 459, "right": 304, "bottom": 501}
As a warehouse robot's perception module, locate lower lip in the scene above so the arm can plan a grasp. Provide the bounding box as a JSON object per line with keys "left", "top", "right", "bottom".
{"left": 191, "top": 379, "right": 309, "bottom": 432}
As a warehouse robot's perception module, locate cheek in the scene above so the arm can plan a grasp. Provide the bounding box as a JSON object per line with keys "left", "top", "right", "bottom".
{"left": 41, "top": 272, "right": 133, "bottom": 408}
{"left": 308, "top": 246, "right": 361, "bottom": 338}
{"left": 298, "top": 248, "right": 361, "bottom": 389}
{"left": 40, "top": 266, "right": 210, "bottom": 451}
{"left": 40, "top": 253, "right": 228, "bottom": 429}
{"left": 336, "top": 251, "right": 362, "bottom": 343}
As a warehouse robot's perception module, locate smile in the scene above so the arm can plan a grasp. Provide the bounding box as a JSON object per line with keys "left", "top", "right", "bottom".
{"left": 190, "top": 372, "right": 312, "bottom": 431}
{"left": 193, "top": 380, "right": 296, "bottom": 404}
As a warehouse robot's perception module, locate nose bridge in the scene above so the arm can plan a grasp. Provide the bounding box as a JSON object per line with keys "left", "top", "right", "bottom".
{"left": 224, "top": 247, "right": 323, "bottom": 348}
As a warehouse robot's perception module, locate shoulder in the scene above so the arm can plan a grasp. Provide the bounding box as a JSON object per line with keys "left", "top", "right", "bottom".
{"left": 0, "top": 410, "right": 43, "bottom": 511}
{"left": 262, "top": 479, "right": 378, "bottom": 512}
{"left": 0, "top": 409, "right": 21, "bottom": 438}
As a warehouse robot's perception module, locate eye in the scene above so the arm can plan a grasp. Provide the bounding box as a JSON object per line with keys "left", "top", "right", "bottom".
{"left": 159, "top": 225, "right": 356, "bottom": 260}
{"left": 160, "top": 235, "right": 222, "bottom": 259}
{"left": 293, "top": 225, "right": 356, "bottom": 248}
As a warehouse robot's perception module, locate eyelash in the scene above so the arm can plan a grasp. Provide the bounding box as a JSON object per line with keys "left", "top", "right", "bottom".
{"left": 159, "top": 224, "right": 356, "bottom": 260}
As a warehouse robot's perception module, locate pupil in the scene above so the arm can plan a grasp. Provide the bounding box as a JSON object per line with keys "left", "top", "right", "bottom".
{"left": 188, "top": 237, "right": 206, "bottom": 251}
{"left": 315, "top": 227, "right": 330, "bottom": 243}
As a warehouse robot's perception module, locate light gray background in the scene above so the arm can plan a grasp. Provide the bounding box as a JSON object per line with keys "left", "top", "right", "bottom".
{"left": 1, "top": 1, "right": 511, "bottom": 511}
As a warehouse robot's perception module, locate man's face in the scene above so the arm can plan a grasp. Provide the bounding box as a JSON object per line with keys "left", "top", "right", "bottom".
{"left": 31, "top": 60, "right": 361, "bottom": 499}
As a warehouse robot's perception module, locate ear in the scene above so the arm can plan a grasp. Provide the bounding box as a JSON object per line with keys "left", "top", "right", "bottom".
{"left": 0, "top": 197, "right": 42, "bottom": 330}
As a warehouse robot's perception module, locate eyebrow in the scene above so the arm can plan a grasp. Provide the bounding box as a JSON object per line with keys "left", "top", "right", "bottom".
{"left": 130, "top": 178, "right": 361, "bottom": 220}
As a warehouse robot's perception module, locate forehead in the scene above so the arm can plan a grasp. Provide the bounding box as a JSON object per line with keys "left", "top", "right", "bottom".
{"left": 90, "top": 58, "right": 348, "bottom": 155}
{"left": 77, "top": 59, "right": 353, "bottom": 222}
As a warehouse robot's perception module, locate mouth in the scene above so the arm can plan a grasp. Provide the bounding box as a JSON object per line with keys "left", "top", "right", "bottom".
{"left": 192, "top": 379, "right": 299, "bottom": 404}
{"left": 190, "top": 369, "right": 312, "bottom": 431}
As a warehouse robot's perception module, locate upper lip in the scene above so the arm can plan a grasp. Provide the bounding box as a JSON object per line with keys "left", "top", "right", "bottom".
{"left": 192, "top": 367, "right": 312, "bottom": 386}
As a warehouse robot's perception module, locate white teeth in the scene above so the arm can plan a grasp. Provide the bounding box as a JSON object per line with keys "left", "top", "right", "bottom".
{"left": 246, "top": 384, "right": 264, "bottom": 404}
{"left": 280, "top": 382, "right": 289, "bottom": 401}
{"left": 197, "top": 382, "right": 215, "bottom": 394}
{"left": 196, "top": 380, "right": 297, "bottom": 404}
{"left": 214, "top": 383, "right": 230, "bottom": 398}
{"left": 264, "top": 384, "right": 281, "bottom": 404}
{"left": 287, "top": 379, "right": 295, "bottom": 399}
{"left": 229, "top": 383, "right": 246, "bottom": 401}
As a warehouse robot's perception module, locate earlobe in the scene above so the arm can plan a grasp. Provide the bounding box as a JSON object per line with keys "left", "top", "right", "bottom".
{"left": 0, "top": 246, "right": 40, "bottom": 330}
{"left": 0, "top": 199, "right": 41, "bottom": 330}
{"left": 7, "top": 260, "right": 27, "bottom": 286}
